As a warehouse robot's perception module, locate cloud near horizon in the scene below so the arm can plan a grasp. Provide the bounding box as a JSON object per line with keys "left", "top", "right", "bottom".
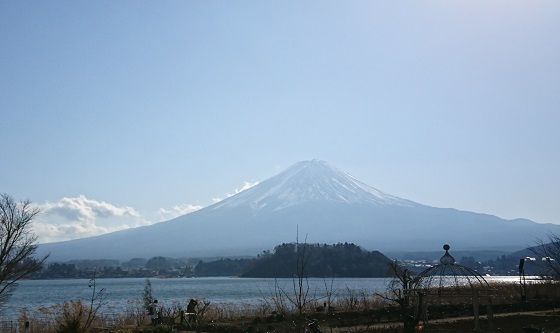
{"left": 34, "top": 195, "right": 149, "bottom": 243}
{"left": 33, "top": 182, "right": 258, "bottom": 243}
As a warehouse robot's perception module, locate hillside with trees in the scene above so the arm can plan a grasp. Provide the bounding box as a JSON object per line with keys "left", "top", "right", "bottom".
{"left": 239, "top": 242, "right": 392, "bottom": 278}
{"left": 193, "top": 258, "right": 254, "bottom": 276}
{"left": 194, "top": 242, "right": 393, "bottom": 277}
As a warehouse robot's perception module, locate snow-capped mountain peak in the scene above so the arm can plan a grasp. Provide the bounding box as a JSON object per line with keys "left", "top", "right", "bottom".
{"left": 38, "top": 159, "right": 560, "bottom": 261}
{"left": 211, "top": 160, "right": 415, "bottom": 212}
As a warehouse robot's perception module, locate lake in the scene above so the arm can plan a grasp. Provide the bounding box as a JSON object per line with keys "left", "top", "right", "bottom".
{"left": 2, "top": 276, "right": 521, "bottom": 320}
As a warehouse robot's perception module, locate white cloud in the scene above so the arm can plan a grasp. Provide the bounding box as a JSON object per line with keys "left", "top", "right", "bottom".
{"left": 33, "top": 195, "right": 148, "bottom": 243}
{"left": 42, "top": 195, "right": 140, "bottom": 221}
{"left": 213, "top": 181, "right": 259, "bottom": 203}
{"left": 33, "top": 182, "right": 259, "bottom": 243}
{"left": 156, "top": 203, "right": 203, "bottom": 221}
{"left": 231, "top": 181, "right": 259, "bottom": 195}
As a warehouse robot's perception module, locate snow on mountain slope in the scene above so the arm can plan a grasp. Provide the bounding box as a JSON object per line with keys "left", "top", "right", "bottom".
{"left": 211, "top": 160, "right": 417, "bottom": 212}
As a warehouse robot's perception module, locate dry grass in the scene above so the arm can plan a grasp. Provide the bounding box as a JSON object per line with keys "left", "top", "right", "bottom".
{"left": 10, "top": 280, "right": 560, "bottom": 333}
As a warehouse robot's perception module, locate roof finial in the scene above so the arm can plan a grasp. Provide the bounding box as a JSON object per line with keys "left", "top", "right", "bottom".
{"left": 440, "top": 244, "right": 455, "bottom": 264}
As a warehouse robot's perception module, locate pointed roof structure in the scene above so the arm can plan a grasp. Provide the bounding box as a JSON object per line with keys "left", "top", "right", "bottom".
{"left": 408, "top": 244, "right": 495, "bottom": 332}
{"left": 412, "top": 244, "right": 490, "bottom": 294}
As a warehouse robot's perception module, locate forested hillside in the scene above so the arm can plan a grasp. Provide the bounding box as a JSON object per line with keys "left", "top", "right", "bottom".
{"left": 194, "top": 242, "right": 392, "bottom": 278}
{"left": 243, "top": 242, "right": 391, "bottom": 277}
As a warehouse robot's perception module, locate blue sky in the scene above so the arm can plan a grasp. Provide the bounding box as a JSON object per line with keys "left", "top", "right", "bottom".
{"left": 1, "top": 1, "right": 559, "bottom": 243}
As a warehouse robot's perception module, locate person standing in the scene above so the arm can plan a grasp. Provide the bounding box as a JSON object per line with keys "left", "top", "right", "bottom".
{"left": 186, "top": 299, "right": 198, "bottom": 324}
{"left": 150, "top": 299, "right": 159, "bottom": 325}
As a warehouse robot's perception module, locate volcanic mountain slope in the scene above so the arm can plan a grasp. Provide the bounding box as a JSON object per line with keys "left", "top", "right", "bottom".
{"left": 38, "top": 160, "right": 560, "bottom": 261}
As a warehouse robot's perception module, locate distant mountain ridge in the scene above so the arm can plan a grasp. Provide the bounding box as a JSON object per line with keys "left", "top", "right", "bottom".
{"left": 38, "top": 160, "right": 560, "bottom": 261}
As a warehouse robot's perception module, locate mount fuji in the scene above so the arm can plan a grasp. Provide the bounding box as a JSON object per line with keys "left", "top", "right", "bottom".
{"left": 38, "top": 160, "right": 560, "bottom": 261}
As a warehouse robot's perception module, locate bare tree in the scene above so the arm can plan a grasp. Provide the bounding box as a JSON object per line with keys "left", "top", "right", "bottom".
{"left": 261, "top": 278, "right": 290, "bottom": 315}
{"left": 377, "top": 260, "right": 422, "bottom": 333}
{"left": 321, "top": 276, "right": 338, "bottom": 313}
{"left": 530, "top": 233, "right": 560, "bottom": 278}
{"left": 0, "top": 194, "right": 49, "bottom": 308}
{"left": 385, "top": 260, "right": 412, "bottom": 308}
{"left": 260, "top": 229, "right": 319, "bottom": 332}
{"left": 84, "top": 270, "right": 107, "bottom": 330}
{"left": 282, "top": 229, "right": 315, "bottom": 333}
{"left": 55, "top": 269, "right": 107, "bottom": 333}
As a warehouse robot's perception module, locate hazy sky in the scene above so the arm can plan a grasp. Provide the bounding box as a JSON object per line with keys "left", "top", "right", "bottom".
{"left": 1, "top": 1, "right": 559, "bottom": 244}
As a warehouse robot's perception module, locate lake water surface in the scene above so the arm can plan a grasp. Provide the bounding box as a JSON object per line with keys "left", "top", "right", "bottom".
{"left": 2, "top": 276, "right": 520, "bottom": 320}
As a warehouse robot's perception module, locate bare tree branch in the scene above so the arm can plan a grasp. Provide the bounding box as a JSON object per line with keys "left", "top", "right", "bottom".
{"left": 530, "top": 233, "right": 560, "bottom": 278}
{"left": 0, "top": 194, "right": 49, "bottom": 309}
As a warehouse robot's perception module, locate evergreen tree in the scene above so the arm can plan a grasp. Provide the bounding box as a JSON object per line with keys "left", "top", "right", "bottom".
{"left": 142, "top": 278, "right": 153, "bottom": 311}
